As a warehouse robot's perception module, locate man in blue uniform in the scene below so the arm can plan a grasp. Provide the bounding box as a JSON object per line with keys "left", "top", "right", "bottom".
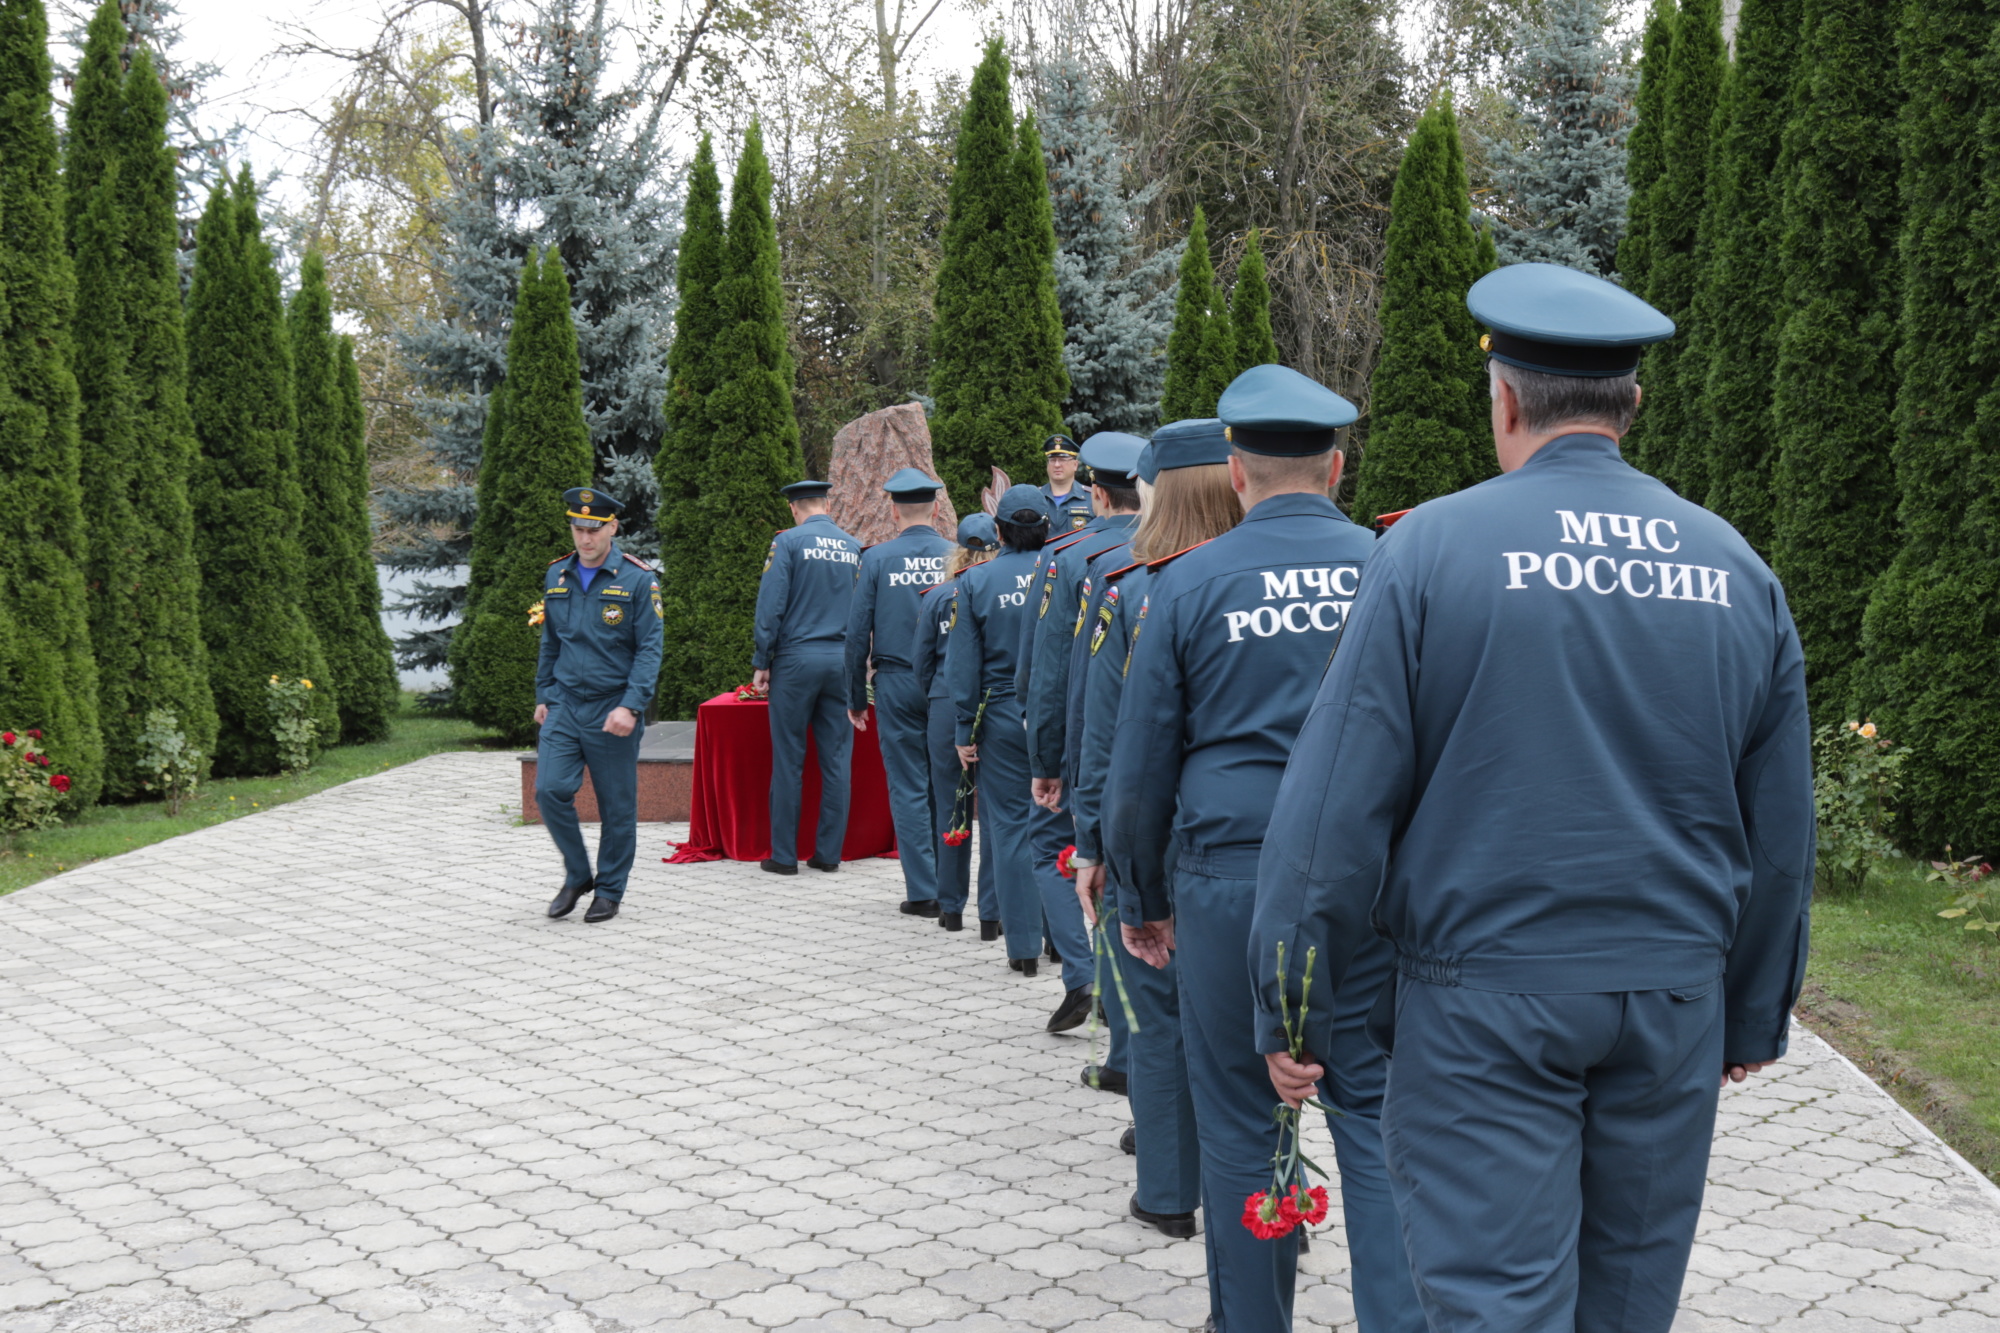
{"left": 845, "top": 468, "right": 954, "bottom": 916}
{"left": 1024, "top": 431, "right": 1148, "bottom": 1035}
{"left": 914, "top": 515, "right": 1000, "bottom": 934}
{"left": 535, "top": 487, "right": 664, "bottom": 925}
{"left": 1107, "top": 368, "right": 1423, "bottom": 1333}
{"left": 1252, "top": 264, "right": 1815, "bottom": 1333}
{"left": 753, "top": 479, "right": 862, "bottom": 876}
{"left": 1040, "top": 434, "right": 1094, "bottom": 532}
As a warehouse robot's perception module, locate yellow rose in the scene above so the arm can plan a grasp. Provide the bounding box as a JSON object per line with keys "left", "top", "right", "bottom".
{"left": 270, "top": 674, "right": 279, "bottom": 684}
{"left": 302, "top": 679, "right": 314, "bottom": 689}
{"left": 1845, "top": 720, "right": 1860, "bottom": 732}
{"left": 1859, "top": 722, "right": 1877, "bottom": 739}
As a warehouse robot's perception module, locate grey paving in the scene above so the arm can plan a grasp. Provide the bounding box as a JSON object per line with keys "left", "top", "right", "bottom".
{"left": 0, "top": 751, "right": 1994, "bottom": 1332}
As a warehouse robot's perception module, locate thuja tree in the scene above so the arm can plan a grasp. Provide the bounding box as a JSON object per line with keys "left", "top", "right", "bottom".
{"left": 1625, "top": 0, "right": 1722, "bottom": 495}
{"left": 1617, "top": 0, "right": 1674, "bottom": 298}
{"left": 186, "top": 175, "right": 337, "bottom": 774}
{"left": 1353, "top": 96, "right": 1489, "bottom": 525}
{"left": 1695, "top": 0, "right": 1799, "bottom": 555}
{"left": 1856, "top": 0, "right": 2000, "bottom": 855}
{"left": 1038, "top": 55, "right": 1179, "bottom": 438}
{"left": 1158, "top": 205, "right": 1233, "bottom": 421}
{"left": 929, "top": 39, "right": 1069, "bottom": 504}
{"left": 292, "top": 250, "right": 396, "bottom": 744}
{"left": 653, "top": 134, "right": 725, "bottom": 718}
{"left": 1231, "top": 229, "right": 1279, "bottom": 376}
{"left": 452, "top": 249, "right": 591, "bottom": 742}
{"left": 680, "top": 121, "right": 803, "bottom": 703}
{"left": 1768, "top": 0, "right": 1903, "bottom": 718}
{"left": 0, "top": 0, "right": 102, "bottom": 805}
{"left": 1485, "top": 0, "right": 1635, "bottom": 279}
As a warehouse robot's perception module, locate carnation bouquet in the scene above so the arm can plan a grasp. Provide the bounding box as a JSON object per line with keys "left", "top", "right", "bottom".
{"left": 1243, "top": 942, "right": 1339, "bottom": 1240}
{"left": 942, "top": 690, "right": 989, "bottom": 847}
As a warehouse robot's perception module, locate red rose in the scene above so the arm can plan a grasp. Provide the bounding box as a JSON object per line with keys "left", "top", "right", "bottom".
{"left": 1241, "top": 1192, "right": 1295, "bottom": 1240}
{"left": 1057, "top": 844, "right": 1077, "bottom": 879}
{"left": 36, "top": 753, "right": 50, "bottom": 767}
{"left": 26, "top": 729, "right": 42, "bottom": 739}
{"left": 50, "top": 774, "right": 71, "bottom": 794}
{"left": 1, "top": 732, "right": 13, "bottom": 746}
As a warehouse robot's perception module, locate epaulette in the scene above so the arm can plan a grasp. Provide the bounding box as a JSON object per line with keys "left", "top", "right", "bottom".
{"left": 622, "top": 554, "right": 653, "bottom": 571}
{"left": 547, "top": 553, "right": 570, "bottom": 566}
{"left": 1373, "top": 508, "right": 1412, "bottom": 537}
{"left": 1048, "top": 532, "right": 1090, "bottom": 554}
{"left": 1103, "top": 559, "right": 1145, "bottom": 583}
{"left": 920, "top": 580, "right": 952, "bottom": 596}
{"left": 1146, "top": 539, "right": 1213, "bottom": 571}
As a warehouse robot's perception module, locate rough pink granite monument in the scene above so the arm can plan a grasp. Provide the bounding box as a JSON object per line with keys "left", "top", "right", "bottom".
{"left": 827, "top": 403, "right": 958, "bottom": 547}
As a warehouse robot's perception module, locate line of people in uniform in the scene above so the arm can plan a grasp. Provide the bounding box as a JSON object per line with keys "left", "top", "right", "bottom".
{"left": 537, "top": 264, "right": 1815, "bottom": 1333}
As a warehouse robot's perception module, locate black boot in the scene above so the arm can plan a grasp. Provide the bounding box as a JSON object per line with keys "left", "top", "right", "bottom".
{"left": 807, "top": 857, "right": 840, "bottom": 872}
{"left": 1045, "top": 939, "right": 1062, "bottom": 963}
{"left": 1130, "top": 1194, "right": 1198, "bottom": 1239}
{"left": 1009, "top": 957, "right": 1039, "bottom": 977}
{"left": 1081, "top": 1065, "right": 1128, "bottom": 1095}
{"left": 1118, "top": 1125, "right": 1136, "bottom": 1155}
{"left": 548, "top": 881, "right": 593, "bottom": 918}
{"left": 938, "top": 912, "right": 964, "bottom": 932}
{"left": 979, "top": 919, "right": 1002, "bottom": 941}
{"left": 1047, "top": 986, "right": 1093, "bottom": 1032}
{"left": 760, "top": 859, "right": 797, "bottom": 876}
{"left": 899, "top": 899, "right": 941, "bottom": 917}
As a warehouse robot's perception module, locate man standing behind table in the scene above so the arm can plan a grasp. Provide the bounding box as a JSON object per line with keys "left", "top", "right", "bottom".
{"left": 1252, "top": 263, "right": 1814, "bottom": 1333}
{"left": 535, "top": 487, "right": 663, "bottom": 925}
{"left": 1107, "top": 367, "right": 1424, "bottom": 1333}
{"left": 844, "top": 468, "right": 953, "bottom": 916}
{"left": 754, "top": 479, "right": 862, "bottom": 876}
{"left": 1041, "top": 434, "right": 1095, "bottom": 532}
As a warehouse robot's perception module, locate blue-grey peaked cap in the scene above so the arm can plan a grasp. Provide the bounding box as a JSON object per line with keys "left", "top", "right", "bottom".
{"left": 1217, "top": 365, "right": 1359, "bottom": 455}
{"left": 956, "top": 513, "right": 998, "bottom": 550}
{"left": 1077, "top": 431, "right": 1148, "bottom": 482}
{"left": 995, "top": 483, "right": 1054, "bottom": 528}
{"left": 564, "top": 486, "right": 623, "bottom": 529}
{"left": 1136, "top": 442, "right": 1159, "bottom": 486}
{"left": 1467, "top": 262, "right": 1675, "bottom": 378}
{"left": 780, "top": 479, "right": 834, "bottom": 501}
{"left": 1148, "top": 419, "right": 1232, "bottom": 474}
{"left": 882, "top": 467, "right": 943, "bottom": 500}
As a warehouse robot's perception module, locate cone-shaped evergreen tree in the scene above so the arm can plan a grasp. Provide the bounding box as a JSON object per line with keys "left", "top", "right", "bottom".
{"left": 0, "top": 0, "right": 102, "bottom": 805}
{"left": 1159, "top": 206, "right": 1234, "bottom": 420}
{"left": 113, "top": 46, "right": 214, "bottom": 782}
{"left": 930, "top": 39, "right": 1070, "bottom": 503}
{"left": 1617, "top": 0, "right": 1675, "bottom": 297}
{"left": 291, "top": 250, "right": 394, "bottom": 744}
{"left": 1695, "top": 0, "right": 1798, "bottom": 556}
{"left": 654, "top": 134, "right": 726, "bottom": 717}
{"left": 682, "top": 120, "right": 803, "bottom": 703}
{"left": 1231, "top": 229, "right": 1279, "bottom": 376}
{"left": 334, "top": 333, "right": 397, "bottom": 739}
{"left": 1855, "top": 1, "right": 2000, "bottom": 854}
{"left": 454, "top": 249, "right": 592, "bottom": 742}
{"left": 1354, "top": 97, "right": 1489, "bottom": 524}
{"left": 1768, "top": 0, "right": 1902, "bottom": 717}
{"left": 187, "top": 174, "right": 337, "bottom": 774}
{"left": 1625, "top": 0, "right": 1722, "bottom": 494}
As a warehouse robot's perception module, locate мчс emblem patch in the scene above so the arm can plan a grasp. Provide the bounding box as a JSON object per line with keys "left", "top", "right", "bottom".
{"left": 600, "top": 603, "right": 625, "bottom": 626}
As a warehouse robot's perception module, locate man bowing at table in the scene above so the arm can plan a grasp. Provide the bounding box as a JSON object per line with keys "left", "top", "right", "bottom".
{"left": 754, "top": 479, "right": 863, "bottom": 876}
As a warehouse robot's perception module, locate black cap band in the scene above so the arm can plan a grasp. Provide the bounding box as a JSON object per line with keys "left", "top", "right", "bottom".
{"left": 1227, "top": 425, "right": 1340, "bottom": 457}
{"left": 1485, "top": 331, "right": 1641, "bottom": 378}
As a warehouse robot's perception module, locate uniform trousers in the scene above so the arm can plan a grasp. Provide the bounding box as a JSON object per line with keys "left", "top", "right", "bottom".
{"left": 535, "top": 694, "right": 645, "bottom": 903}
{"left": 971, "top": 697, "right": 1043, "bottom": 962}
{"left": 1103, "top": 911, "right": 1198, "bottom": 1215}
{"left": 927, "top": 695, "right": 996, "bottom": 920}
{"left": 767, "top": 652, "right": 851, "bottom": 866}
{"left": 873, "top": 670, "right": 938, "bottom": 904}
{"left": 1031, "top": 801, "right": 1094, "bottom": 990}
{"left": 1174, "top": 864, "right": 1423, "bottom": 1333}
{"left": 1381, "top": 978, "right": 1724, "bottom": 1333}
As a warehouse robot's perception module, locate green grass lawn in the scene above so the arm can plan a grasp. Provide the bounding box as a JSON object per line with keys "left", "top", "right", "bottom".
{"left": 1800, "top": 859, "right": 2000, "bottom": 1183}
{"left": 0, "top": 695, "right": 505, "bottom": 898}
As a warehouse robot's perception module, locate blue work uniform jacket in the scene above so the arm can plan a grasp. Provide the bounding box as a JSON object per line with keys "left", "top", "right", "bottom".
{"left": 946, "top": 547, "right": 1043, "bottom": 744}
{"left": 1024, "top": 515, "right": 1139, "bottom": 779}
{"left": 1104, "top": 493, "right": 1372, "bottom": 923}
{"left": 1250, "top": 432, "right": 1814, "bottom": 1066}
{"left": 1071, "top": 559, "right": 1146, "bottom": 876}
{"left": 752, "top": 514, "right": 861, "bottom": 668}
{"left": 913, "top": 577, "right": 960, "bottom": 700}
{"left": 1013, "top": 516, "right": 1103, "bottom": 704}
{"left": 534, "top": 545, "right": 665, "bottom": 713}
{"left": 1058, "top": 542, "right": 1140, "bottom": 789}
{"left": 1042, "top": 484, "right": 1093, "bottom": 532}
{"left": 844, "top": 524, "right": 952, "bottom": 709}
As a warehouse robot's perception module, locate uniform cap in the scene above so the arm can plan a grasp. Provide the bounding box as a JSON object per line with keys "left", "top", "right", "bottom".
{"left": 1218, "top": 365, "right": 1359, "bottom": 455}
{"left": 956, "top": 513, "right": 998, "bottom": 550}
{"left": 1043, "top": 434, "right": 1079, "bottom": 458}
{"left": 881, "top": 467, "right": 943, "bottom": 501}
{"left": 1077, "top": 431, "right": 1147, "bottom": 485}
{"left": 780, "top": 479, "right": 834, "bottom": 501}
{"left": 995, "top": 483, "right": 1054, "bottom": 529}
{"left": 1136, "top": 442, "right": 1159, "bottom": 486}
{"left": 1467, "top": 262, "right": 1675, "bottom": 378}
{"left": 564, "top": 486, "right": 623, "bottom": 528}
{"left": 1147, "top": 419, "right": 1232, "bottom": 475}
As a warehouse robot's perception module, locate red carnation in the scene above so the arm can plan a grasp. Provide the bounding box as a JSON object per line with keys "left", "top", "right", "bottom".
{"left": 50, "top": 774, "right": 71, "bottom": 794}
{"left": 1291, "top": 1185, "right": 1329, "bottom": 1226}
{"left": 26, "top": 729, "right": 42, "bottom": 740}
{"left": 1057, "top": 844, "right": 1077, "bottom": 879}
{"left": 1, "top": 732, "right": 13, "bottom": 746}
{"left": 1242, "top": 1192, "right": 1296, "bottom": 1240}
{"left": 942, "top": 829, "right": 970, "bottom": 847}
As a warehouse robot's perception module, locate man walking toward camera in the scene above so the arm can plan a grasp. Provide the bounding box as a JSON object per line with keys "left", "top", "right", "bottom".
{"left": 535, "top": 487, "right": 663, "bottom": 925}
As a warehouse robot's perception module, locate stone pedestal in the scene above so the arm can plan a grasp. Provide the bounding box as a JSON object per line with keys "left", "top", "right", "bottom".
{"left": 828, "top": 403, "right": 958, "bottom": 546}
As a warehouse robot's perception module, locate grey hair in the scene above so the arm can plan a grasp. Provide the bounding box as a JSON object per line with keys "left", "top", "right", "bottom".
{"left": 1489, "top": 360, "right": 1640, "bottom": 436}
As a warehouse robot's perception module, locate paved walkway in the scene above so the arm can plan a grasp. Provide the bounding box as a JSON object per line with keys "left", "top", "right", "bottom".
{"left": 1, "top": 752, "right": 1996, "bottom": 1333}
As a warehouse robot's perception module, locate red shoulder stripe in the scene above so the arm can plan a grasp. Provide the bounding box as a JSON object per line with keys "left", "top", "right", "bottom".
{"left": 1146, "top": 538, "right": 1213, "bottom": 571}
{"left": 1103, "top": 560, "right": 1145, "bottom": 583}
{"left": 1373, "top": 508, "right": 1413, "bottom": 533}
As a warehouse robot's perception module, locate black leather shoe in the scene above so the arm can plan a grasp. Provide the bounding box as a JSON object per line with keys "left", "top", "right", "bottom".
{"left": 1298, "top": 1228, "right": 1311, "bottom": 1253}
{"left": 1045, "top": 940, "right": 1062, "bottom": 963}
{"left": 548, "top": 882, "right": 592, "bottom": 918}
{"left": 1130, "top": 1194, "right": 1197, "bottom": 1239}
{"left": 760, "top": 859, "right": 797, "bottom": 875}
{"left": 1119, "top": 1125, "right": 1136, "bottom": 1155}
{"left": 1047, "top": 985, "right": 1093, "bottom": 1032}
{"left": 807, "top": 858, "right": 840, "bottom": 872}
{"left": 979, "top": 919, "right": 1002, "bottom": 941}
{"left": 938, "top": 912, "right": 964, "bottom": 931}
{"left": 583, "top": 894, "right": 619, "bottom": 923}
{"left": 1009, "top": 957, "right": 1039, "bottom": 977}
{"left": 1082, "top": 1064, "right": 1128, "bottom": 1095}
{"left": 899, "top": 899, "right": 941, "bottom": 917}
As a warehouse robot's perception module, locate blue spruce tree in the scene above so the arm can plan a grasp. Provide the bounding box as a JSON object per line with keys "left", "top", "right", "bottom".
{"left": 1485, "top": 0, "right": 1636, "bottom": 278}
{"left": 1036, "top": 56, "right": 1180, "bottom": 437}
{"left": 383, "top": 1, "right": 680, "bottom": 680}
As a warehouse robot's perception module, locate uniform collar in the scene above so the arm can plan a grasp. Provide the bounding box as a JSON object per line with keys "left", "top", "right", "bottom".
{"left": 799, "top": 513, "right": 833, "bottom": 526}
{"left": 1521, "top": 432, "right": 1622, "bottom": 470}
{"left": 564, "top": 544, "right": 626, "bottom": 578}
{"left": 896, "top": 523, "right": 940, "bottom": 539}
{"left": 1097, "top": 512, "right": 1139, "bottom": 532}
{"left": 1242, "top": 492, "right": 1344, "bottom": 523}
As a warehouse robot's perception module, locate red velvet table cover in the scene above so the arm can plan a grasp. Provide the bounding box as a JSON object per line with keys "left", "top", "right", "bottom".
{"left": 665, "top": 692, "right": 898, "bottom": 864}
